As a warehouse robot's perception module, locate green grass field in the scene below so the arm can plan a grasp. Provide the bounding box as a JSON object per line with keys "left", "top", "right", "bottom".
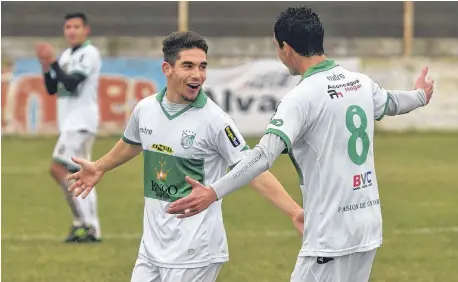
{"left": 2, "top": 132, "right": 458, "bottom": 282}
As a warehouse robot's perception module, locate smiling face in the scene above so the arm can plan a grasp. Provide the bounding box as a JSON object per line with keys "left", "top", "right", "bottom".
{"left": 162, "top": 48, "right": 208, "bottom": 102}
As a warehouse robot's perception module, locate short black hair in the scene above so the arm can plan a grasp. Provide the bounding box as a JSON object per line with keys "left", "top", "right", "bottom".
{"left": 64, "top": 13, "right": 88, "bottom": 25}
{"left": 274, "top": 6, "right": 325, "bottom": 57}
{"left": 162, "top": 31, "right": 208, "bottom": 65}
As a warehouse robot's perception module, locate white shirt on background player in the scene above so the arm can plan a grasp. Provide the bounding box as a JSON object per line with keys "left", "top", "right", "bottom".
{"left": 53, "top": 41, "right": 101, "bottom": 133}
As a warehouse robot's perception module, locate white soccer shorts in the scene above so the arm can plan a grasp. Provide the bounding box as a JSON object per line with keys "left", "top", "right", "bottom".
{"left": 131, "top": 254, "right": 222, "bottom": 282}
{"left": 52, "top": 131, "right": 95, "bottom": 172}
{"left": 290, "top": 249, "right": 377, "bottom": 282}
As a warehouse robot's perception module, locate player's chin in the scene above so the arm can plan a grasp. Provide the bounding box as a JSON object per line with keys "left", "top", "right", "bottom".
{"left": 184, "top": 84, "right": 201, "bottom": 100}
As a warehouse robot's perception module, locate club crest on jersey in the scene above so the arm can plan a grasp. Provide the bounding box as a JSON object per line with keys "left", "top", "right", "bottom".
{"left": 181, "top": 130, "right": 196, "bottom": 149}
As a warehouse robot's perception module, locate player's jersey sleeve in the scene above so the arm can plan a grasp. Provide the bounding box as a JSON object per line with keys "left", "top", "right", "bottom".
{"left": 371, "top": 79, "right": 390, "bottom": 121}
{"left": 264, "top": 98, "right": 306, "bottom": 154}
{"left": 214, "top": 115, "right": 250, "bottom": 168}
{"left": 122, "top": 104, "right": 141, "bottom": 146}
{"left": 72, "top": 47, "right": 100, "bottom": 77}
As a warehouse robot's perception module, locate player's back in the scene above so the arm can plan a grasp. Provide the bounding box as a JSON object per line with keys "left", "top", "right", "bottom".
{"left": 289, "top": 63, "right": 382, "bottom": 257}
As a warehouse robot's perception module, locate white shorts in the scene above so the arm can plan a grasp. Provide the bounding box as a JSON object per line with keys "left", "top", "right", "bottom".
{"left": 52, "top": 131, "right": 95, "bottom": 172}
{"left": 291, "top": 249, "right": 377, "bottom": 282}
{"left": 131, "top": 254, "right": 222, "bottom": 282}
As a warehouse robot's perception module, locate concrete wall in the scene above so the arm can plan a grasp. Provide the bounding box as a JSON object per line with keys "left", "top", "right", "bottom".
{"left": 2, "top": 2, "right": 458, "bottom": 38}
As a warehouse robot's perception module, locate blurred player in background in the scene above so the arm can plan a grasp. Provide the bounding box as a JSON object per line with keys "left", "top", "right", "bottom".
{"left": 35, "top": 12, "right": 102, "bottom": 243}
{"left": 168, "top": 6, "right": 435, "bottom": 282}
{"left": 66, "top": 31, "right": 303, "bottom": 282}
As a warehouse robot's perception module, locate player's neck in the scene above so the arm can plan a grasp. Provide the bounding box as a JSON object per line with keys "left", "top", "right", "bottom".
{"left": 165, "top": 88, "right": 192, "bottom": 105}
{"left": 69, "top": 39, "right": 88, "bottom": 51}
{"left": 297, "top": 55, "right": 328, "bottom": 77}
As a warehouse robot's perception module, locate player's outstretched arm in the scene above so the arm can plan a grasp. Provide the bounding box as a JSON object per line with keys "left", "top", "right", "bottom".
{"left": 250, "top": 171, "right": 304, "bottom": 234}
{"left": 68, "top": 138, "right": 142, "bottom": 199}
{"left": 375, "top": 67, "right": 434, "bottom": 120}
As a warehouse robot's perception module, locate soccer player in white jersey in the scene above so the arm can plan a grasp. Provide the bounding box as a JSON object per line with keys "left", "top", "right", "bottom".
{"left": 167, "top": 6, "right": 435, "bottom": 282}
{"left": 35, "top": 13, "right": 102, "bottom": 243}
{"left": 66, "top": 31, "right": 303, "bottom": 282}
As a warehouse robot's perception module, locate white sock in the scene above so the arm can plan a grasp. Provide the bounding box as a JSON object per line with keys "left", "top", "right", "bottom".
{"left": 76, "top": 187, "right": 101, "bottom": 238}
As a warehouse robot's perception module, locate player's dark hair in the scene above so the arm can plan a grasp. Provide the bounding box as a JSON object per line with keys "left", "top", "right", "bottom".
{"left": 162, "top": 31, "right": 208, "bottom": 65}
{"left": 274, "top": 6, "right": 325, "bottom": 57}
{"left": 64, "top": 13, "right": 88, "bottom": 25}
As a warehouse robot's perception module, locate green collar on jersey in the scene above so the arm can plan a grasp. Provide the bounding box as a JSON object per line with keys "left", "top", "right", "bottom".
{"left": 71, "top": 40, "right": 91, "bottom": 53}
{"left": 156, "top": 87, "right": 207, "bottom": 108}
{"left": 299, "top": 59, "right": 338, "bottom": 83}
{"left": 156, "top": 87, "right": 208, "bottom": 120}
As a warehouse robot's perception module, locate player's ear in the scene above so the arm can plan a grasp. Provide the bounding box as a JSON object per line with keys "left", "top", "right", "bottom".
{"left": 84, "top": 25, "right": 91, "bottom": 36}
{"left": 162, "top": 61, "right": 172, "bottom": 77}
{"left": 282, "top": 42, "right": 292, "bottom": 57}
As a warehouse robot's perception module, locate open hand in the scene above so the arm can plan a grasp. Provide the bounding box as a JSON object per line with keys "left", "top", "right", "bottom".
{"left": 67, "top": 157, "right": 104, "bottom": 199}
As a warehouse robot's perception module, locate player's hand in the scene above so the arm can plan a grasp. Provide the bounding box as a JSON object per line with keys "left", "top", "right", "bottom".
{"left": 291, "top": 209, "right": 304, "bottom": 235}
{"left": 414, "top": 66, "right": 434, "bottom": 104}
{"left": 167, "top": 176, "right": 218, "bottom": 218}
{"left": 35, "top": 43, "right": 49, "bottom": 68}
{"left": 36, "top": 43, "right": 57, "bottom": 65}
{"left": 67, "top": 157, "right": 104, "bottom": 199}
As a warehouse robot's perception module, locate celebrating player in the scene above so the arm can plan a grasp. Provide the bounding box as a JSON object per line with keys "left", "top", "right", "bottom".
{"left": 167, "top": 6, "right": 434, "bottom": 282}
{"left": 36, "top": 13, "right": 102, "bottom": 243}
{"left": 67, "top": 31, "right": 303, "bottom": 282}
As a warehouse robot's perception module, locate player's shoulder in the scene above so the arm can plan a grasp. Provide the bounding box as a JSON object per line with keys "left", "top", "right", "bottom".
{"left": 80, "top": 42, "right": 101, "bottom": 58}
{"left": 202, "top": 96, "right": 235, "bottom": 125}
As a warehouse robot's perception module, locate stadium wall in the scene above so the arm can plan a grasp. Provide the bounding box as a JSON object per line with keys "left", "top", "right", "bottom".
{"left": 2, "top": 51, "right": 457, "bottom": 136}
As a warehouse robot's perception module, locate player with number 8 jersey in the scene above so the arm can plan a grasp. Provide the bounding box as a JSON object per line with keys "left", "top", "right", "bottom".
{"left": 264, "top": 59, "right": 384, "bottom": 257}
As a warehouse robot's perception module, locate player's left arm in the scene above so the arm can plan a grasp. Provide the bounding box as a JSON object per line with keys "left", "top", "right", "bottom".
{"left": 50, "top": 48, "right": 99, "bottom": 93}
{"left": 214, "top": 118, "right": 302, "bottom": 220}
{"left": 373, "top": 67, "right": 434, "bottom": 120}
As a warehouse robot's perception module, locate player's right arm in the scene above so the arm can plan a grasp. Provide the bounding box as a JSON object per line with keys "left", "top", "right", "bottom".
{"left": 210, "top": 96, "right": 307, "bottom": 199}
{"left": 96, "top": 102, "right": 143, "bottom": 172}
{"left": 68, "top": 104, "right": 143, "bottom": 198}
{"left": 167, "top": 96, "right": 308, "bottom": 218}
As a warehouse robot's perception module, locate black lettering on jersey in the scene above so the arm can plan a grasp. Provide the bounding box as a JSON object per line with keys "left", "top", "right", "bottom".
{"left": 317, "top": 257, "right": 334, "bottom": 264}
{"left": 326, "top": 73, "right": 345, "bottom": 81}
{"left": 79, "top": 54, "right": 85, "bottom": 62}
{"left": 328, "top": 89, "right": 343, "bottom": 99}
{"left": 224, "top": 126, "right": 240, "bottom": 147}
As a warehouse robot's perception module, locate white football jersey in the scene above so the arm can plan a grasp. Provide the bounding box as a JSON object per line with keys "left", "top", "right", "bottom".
{"left": 123, "top": 89, "right": 249, "bottom": 268}
{"left": 266, "top": 59, "right": 388, "bottom": 257}
{"left": 55, "top": 41, "right": 100, "bottom": 133}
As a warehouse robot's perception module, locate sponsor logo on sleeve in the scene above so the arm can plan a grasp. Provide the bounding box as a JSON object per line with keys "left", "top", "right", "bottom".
{"left": 225, "top": 126, "right": 240, "bottom": 147}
